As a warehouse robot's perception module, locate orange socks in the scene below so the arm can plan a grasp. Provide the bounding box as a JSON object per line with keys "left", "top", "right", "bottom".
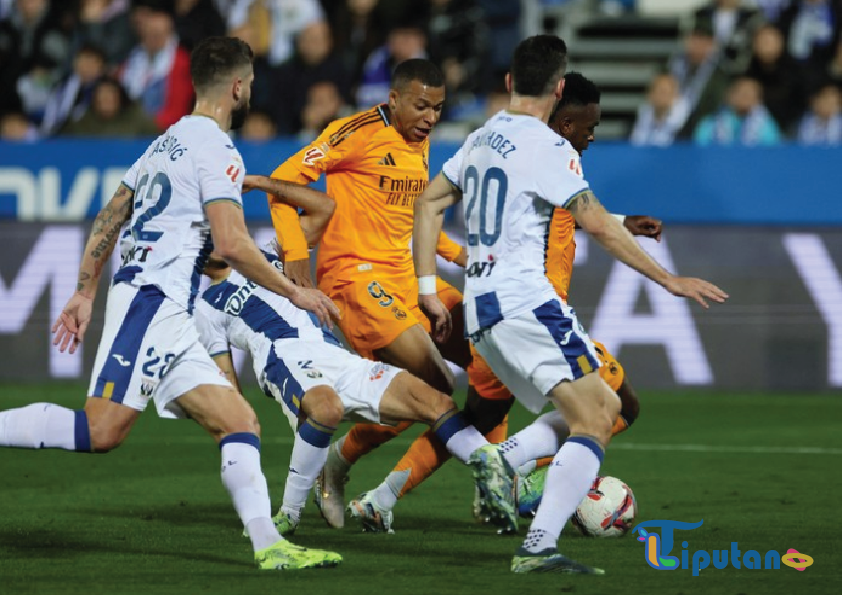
{"left": 339, "top": 421, "right": 413, "bottom": 465}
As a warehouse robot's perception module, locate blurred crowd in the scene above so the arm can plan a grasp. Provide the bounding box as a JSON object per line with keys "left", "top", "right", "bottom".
{"left": 0, "top": 0, "right": 519, "bottom": 141}
{"left": 631, "top": 0, "right": 842, "bottom": 146}
{"left": 0, "top": 0, "right": 839, "bottom": 145}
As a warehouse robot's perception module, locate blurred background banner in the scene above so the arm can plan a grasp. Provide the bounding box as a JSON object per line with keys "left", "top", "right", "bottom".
{"left": 1, "top": 140, "right": 841, "bottom": 223}
{"left": 2, "top": 221, "right": 841, "bottom": 391}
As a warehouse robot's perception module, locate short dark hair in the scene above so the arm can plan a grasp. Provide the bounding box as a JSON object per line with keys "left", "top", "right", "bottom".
{"left": 549, "top": 72, "right": 600, "bottom": 123}
{"left": 392, "top": 59, "right": 444, "bottom": 91}
{"left": 510, "top": 35, "right": 568, "bottom": 96}
{"left": 190, "top": 36, "right": 254, "bottom": 93}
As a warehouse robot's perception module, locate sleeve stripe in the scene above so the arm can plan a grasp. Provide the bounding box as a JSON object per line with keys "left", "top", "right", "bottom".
{"left": 121, "top": 180, "right": 136, "bottom": 191}
{"left": 210, "top": 350, "right": 232, "bottom": 358}
{"left": 204, "top": 197, "right": 243, "bottom": 208}
{"left": 442, "top": 170, "right": 461, "bottom": 190}
{"left": 562, "top": 187, "right": 591, "bottom": 209}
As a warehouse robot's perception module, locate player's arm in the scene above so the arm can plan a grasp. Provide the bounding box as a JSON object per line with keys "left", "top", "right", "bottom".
{"left": 413, "top": 172, "right": 463, "bottom": 341}
{"left": 436, "top": 231, "right": 467, "bottom": 268}
{"left": 206, "top": 201, "right": 339, "bottom": 326}
{"left": 568, "top": 190, "right": 727, "bottom": 307}
{"left": 52, "top": 183, "right": 134, "bottom": 353}
{"left": 574, "top": 214, "right": 663, "bottom": 241}
{"left": 212, "top": 351, "right": 242, "bottom": 394}
{"left": 243, "top": 174, "right": 336, "bottom": 247}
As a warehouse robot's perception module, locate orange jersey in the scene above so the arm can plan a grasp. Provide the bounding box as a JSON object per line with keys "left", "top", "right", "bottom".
{"left": 544, "top": 208, "right": 577, "bottom": 301}
{"left": 270, "top": 104, "right": 460, "bottom": 285}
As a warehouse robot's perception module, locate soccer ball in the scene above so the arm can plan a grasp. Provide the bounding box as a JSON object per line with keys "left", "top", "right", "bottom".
{"left": 571, "top": 476, "right": 637, "bottom": 537}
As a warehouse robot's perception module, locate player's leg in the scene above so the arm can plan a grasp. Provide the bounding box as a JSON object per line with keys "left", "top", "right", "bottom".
{"left": 277, "top": 385, "right": 344, "bottom": 534}
{"left": 175, "top": 383, "right": 341, "bottom": 570}
{"left": 512, "top": 374, "right": 619, "bottom": 574}
{"left": 350, "top": 370, "right": 516, "bottom": 532}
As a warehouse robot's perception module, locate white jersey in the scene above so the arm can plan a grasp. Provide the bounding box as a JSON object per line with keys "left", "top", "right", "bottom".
{"left": 195, "top": 252, "right": 341, "bottom": 379}
{"left": 116, "top": 115, "right": 246, "bottom": 312}
{"left": 441, "top": 111, "right": 589, "bottom": 336}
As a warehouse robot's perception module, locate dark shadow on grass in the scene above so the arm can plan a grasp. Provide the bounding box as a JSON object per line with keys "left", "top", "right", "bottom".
{"left": 67, "top": 503, "right": 240, "bottom": 530}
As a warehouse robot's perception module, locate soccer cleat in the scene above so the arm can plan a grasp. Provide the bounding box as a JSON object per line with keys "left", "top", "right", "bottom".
{"left": 348, "top": 492, "right": 394, "bottom": 534}
{"left": 511, "top": 547, "right": 604, "bottom": 574}
{"left": 469, "top": 444, "right": 518, "bottom": 534}
{"left": 272, "top": 511, "right": 299, "bottom": 537}
{"left": 254, "top": 539, "right": 342, "bottom": 570}
{"left": 517, "top": 466, "right": 548, "bottom": 519}
{"left": 314, "top": 446, "right": 348, "bottom": 529}
{"left": 472, "top": 484, "right": 491, "bottom": 524}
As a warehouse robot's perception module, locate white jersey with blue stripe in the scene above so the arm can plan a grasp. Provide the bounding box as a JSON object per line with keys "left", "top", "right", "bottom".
{"left": 115, "top": 115, "right": 245, "bottom": 312}
{"left": 441, "top": 111, "right": 590, "bottom": 336}
{"left": 195, "top": 253, "right": 341, "bottom": 376}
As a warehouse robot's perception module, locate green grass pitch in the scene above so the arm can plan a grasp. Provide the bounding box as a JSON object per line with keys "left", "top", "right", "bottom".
{"left": 1, "top": 383, "right": 840, "bottom": 594}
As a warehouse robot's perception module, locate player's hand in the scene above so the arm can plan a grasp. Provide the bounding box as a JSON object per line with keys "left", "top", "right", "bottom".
{"left": 284, "top": 258, "right": 314, "bottom": 288}
{"left": 419, "top": 293, "right": 452, "bottom": 343}
{"left": 662, "top": 276, "right": 728, "bottom": 308}
{"left": 51, "top": 292, "right": 94, "bottom": 354}
{"left": 241, "top": 174, "right": 264, "bottom": 194}
{"left": 624, "top": 215, "right": 663, "bottom": 242}
{"left": 454, "top": 246, "right": 468, "bottom": 268}
{"left": 289, "top": 287, "right": 340, "bottom": 329}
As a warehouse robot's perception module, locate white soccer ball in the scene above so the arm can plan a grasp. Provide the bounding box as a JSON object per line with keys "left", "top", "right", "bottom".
{"left": 571, "top": 476, "right": 637, "bottom": 537}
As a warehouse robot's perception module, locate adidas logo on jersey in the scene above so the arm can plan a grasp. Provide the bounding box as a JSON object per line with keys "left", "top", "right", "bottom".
{"left": 378, "top": 153, "right": 397, "bottom": 166}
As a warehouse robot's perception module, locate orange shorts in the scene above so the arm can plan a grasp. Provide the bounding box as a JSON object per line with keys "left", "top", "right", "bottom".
{"left": 468, "top": 340, "right": 625, "bottom": 400}
{"left": 323, "top": 264, "right": 462, "bottom": 359}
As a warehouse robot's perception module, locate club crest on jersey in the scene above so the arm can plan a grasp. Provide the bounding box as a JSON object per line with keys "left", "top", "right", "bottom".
{"left": 303, "top": 143, "right": 329, "bottom": 165}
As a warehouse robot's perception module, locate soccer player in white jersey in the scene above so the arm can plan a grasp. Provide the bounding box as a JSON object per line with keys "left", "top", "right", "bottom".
{"left": 194, "top": 173, "right": 516, "bottom": 537}
{"left": 0, "top": 37, "right": 343, "bottom": 571}
{"left": 412, "top": 35, "right": 728, "bottom": 574}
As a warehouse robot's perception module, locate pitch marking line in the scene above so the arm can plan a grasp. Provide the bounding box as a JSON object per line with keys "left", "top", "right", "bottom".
{"left": 611, "top": 442, "right": 842, "bottom": 455}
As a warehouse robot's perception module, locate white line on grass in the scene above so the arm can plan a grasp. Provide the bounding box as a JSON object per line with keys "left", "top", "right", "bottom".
{"left": 611, "top": 443, "right": 842, "bottom": 455}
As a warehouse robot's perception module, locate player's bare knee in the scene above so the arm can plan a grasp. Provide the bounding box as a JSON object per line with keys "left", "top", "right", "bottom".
{"left": 418, "top": 386, "right": 456, "bottom": 425}
{"left": 87, "top": 421, "right": 125, "bottom": 453}
{"left": 302, "top": 385, "right": 344, "bottom": 427}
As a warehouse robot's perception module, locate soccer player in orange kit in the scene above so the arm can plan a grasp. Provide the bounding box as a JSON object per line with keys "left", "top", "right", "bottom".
{"left": 265, "top": 59, "right": 515, "bottom": 530}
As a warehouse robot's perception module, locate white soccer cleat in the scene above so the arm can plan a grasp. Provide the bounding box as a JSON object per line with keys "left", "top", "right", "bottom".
{"left": 348, "top": 492, "right": 394, "bottom": 534}
{"left": 313, "top": 445, "right": 348, "bottom": 528}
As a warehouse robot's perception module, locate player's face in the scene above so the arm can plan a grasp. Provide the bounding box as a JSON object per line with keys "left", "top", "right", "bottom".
{"left": 552, "top": 103, "right": 601, "bottom": 155}
{"left": 390, "top": 80, "right": 445, "bottom": 143}
{"left": 230, "top": 70, "right": 254, "bottom": 131}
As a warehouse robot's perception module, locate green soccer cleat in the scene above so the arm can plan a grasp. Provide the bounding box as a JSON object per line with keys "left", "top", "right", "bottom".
{"left": 314, "top": 446, "right": 348, "bottom": 529}
{"left": 511, "top": 547, "right": 604, "bottom": 574}
{"left": 469, "top": 444, "right": 518, "bottom": 534}
{"left": 272, "top": 511, "right": 299, "bottom": 537}
{"left": 517, "top": 466, "right": 548, "bottom": 519}
{"left": 348, "top": 492, "right": 394, "bottom": 534}
{"left": 255, "top": 539, "right": 342, "bottom": 570}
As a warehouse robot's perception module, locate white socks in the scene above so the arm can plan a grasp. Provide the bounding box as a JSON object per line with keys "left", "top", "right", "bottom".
{"left": 523, "top": 436, "right": 604, "bottom": 554}
{"left": 0, "top": 403, "right": 81, "bottom": 450}
{"left": 369, "top": 468, "right": 411, "bottom": 511}
{"left": 499, "top": 410, "right": 569, "bottom": 470}
{"left": 281, "top": 422, "right": 332, "bottom": 520}
{"left": 219, "top": 435, "right": 280, "bottom": 552}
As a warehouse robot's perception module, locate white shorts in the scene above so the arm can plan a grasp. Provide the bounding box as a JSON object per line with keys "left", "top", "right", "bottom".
{"left": 472, "top": 297, "right": 601, "bottom": 414}
{"left": 260, "top": 340, "right": 402, "bottom": 429}
{"left": 88, "top": 283, "right": 231, "bottom": 419}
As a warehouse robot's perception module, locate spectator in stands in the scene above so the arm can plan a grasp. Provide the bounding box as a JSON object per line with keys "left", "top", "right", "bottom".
{"left": 240, "top": 110, "right": 276, "bottom": 141}
{"left": 477, "top": 0, "right": 520, "bottom": 92}
{"left": 269, "top": 19, "right": 350, "bottom": 135}
{"left": 694, "top": 76, "right": 782, "bottom": 145}
{"left": 797, "top": 83, "right": 842, "bottom": 143}
{"left": 356, "top": 21, "right": 427, "bottom": 108}
{"left": 227, "top": 21, "right": 273, "bottom": 122}
{"left": 40, "top": 43, "right": 106, "bottom": 136}
{"left": 60, "top": 75, "right": 159, "bottom": 137}
{"left": 325, "top": 0, "right": 385, "bottom": 84}
{"left": 428, "top": 0, "right": 487, "bottom": 96}
{"left": 669, "top": 22, "right": 731, "bottom": 138}
{"left": 242, "top": 0, "right": 324, "bottom": 66}
{"left": 0, "top": 111, "right": 38, "bottom": 141}
{"left": 72, "top": 0, "right": 135, "bottom": 69}
{"left": 630, "top": 73, "right": 690, "bottom": 146}
{"left": 693, "top": 0, "right": 764, "bottom": 73}
{"left": 299, "top": 80, "right": 344, "bottom": 140}
{"left": 174, "top": 0, "right": 226, "bottom": 52}
{"left": 777, "top": 0, "right": 841, "bottom": 68}
{"left": 119, "top": 0, "right": 192, "bottom": 131}
{"left": 818, "top": 37, "right": 842, "bottom": 89}
{"left": 746, "top": 24, "right": 806, "bottom": 134}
